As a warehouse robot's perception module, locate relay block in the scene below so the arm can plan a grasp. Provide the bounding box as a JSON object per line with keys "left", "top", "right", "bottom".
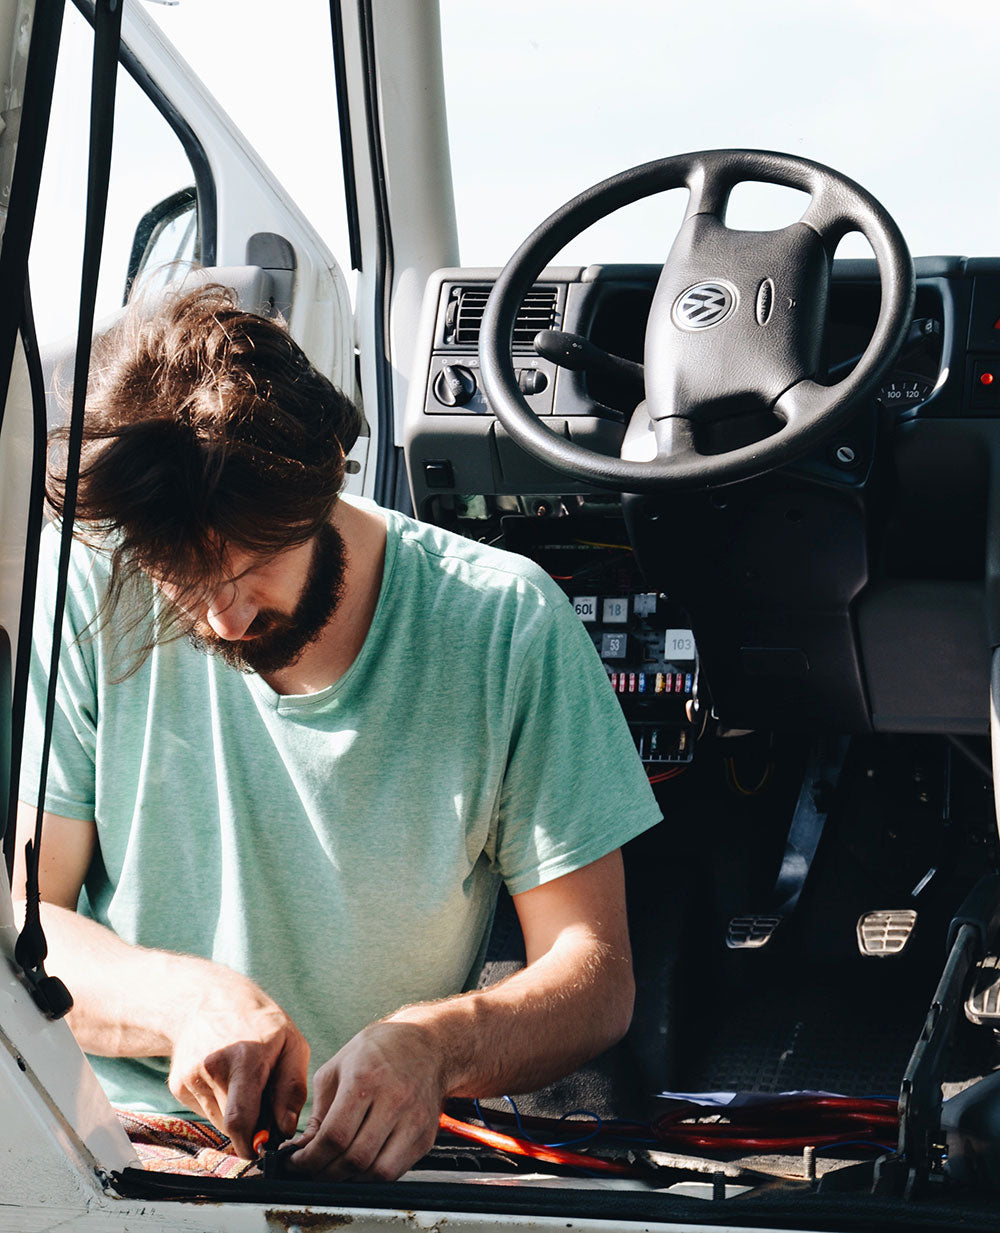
{"left": 502, "top": 514, "right": 697, "bottom": 766}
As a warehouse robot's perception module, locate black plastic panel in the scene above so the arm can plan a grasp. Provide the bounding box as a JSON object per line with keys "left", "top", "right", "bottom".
{"left": 857, "top": 582, "right": 989, "bottom": 733}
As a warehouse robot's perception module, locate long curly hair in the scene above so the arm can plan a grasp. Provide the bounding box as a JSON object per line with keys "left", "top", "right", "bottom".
{"left": 46, "top": 283, "right": 363, "bottom": 668}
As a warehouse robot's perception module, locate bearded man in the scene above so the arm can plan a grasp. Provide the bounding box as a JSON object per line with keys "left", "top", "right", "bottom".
{"left": 14, "top": 284, "right": 660, "bottom": 1181}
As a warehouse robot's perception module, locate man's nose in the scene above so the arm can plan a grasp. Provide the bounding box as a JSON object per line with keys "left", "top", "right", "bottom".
{"left": 205, "top": 586, "right": 258, "bottom": 641}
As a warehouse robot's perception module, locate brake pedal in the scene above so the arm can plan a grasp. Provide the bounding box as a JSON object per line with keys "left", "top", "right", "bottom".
{"left": 857, "top": 909, "right": 917, "bottom": 957}
{"left": 966, "top": 954, "right": 1000, "bottom": 1025}
{"left": 727, "top": 914, "right": 781, "bottom": 949}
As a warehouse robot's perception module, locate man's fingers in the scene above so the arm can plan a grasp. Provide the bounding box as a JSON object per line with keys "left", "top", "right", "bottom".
{"left": 294, "top": 1102, "right": 392, "bottom": 1180}
{"left": 288, "top": 1076, "right": 373, "bottom": 1177}
{"left": 174, "top": 1073, "right": 226, "bottom": 1137}
{"left": 220, "top": 1056, "right": 271, "bottom": 1158}
{"left": 271, "top": 1031, "right": 310, "bottom": 1136}
{"left": 355, "top": 1120, "right": 437, "bottom": 1182}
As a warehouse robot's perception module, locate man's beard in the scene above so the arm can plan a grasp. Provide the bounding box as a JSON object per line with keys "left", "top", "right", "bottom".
{"left": 187, "top": 522, "right": 348, "bottom": 675}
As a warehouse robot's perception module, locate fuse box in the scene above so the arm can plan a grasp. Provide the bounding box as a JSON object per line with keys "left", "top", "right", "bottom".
{"left": 502, "top": 514, "right": 697, "bottom": 766}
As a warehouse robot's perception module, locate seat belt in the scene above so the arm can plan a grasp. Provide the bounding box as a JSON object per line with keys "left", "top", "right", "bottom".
{"left": 15, "top": 0, "right": 124, "bottom": 1020}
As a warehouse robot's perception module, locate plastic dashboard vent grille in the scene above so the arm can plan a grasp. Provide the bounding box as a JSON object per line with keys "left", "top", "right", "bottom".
{"left": 449, "top": 285, "right": 558, "bottom": 348}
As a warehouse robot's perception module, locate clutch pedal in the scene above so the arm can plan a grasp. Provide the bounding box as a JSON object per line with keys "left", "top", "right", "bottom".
{"left": 857, "top": 909, "right": 917, "bottom": 957}
{"left": 725, "top": 737, "right": 848, "bottom": 952}
{"left": 726, "top": 915, "right": 781, "bottom": 949}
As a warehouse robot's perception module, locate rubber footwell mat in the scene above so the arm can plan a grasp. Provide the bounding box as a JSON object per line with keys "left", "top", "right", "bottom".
{"left": 681, "top": 964, "right": 993, "bottom": 1098}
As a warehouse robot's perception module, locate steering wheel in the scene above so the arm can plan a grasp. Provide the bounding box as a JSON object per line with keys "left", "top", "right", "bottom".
{"left": 478, "top": 149, "right": 914, "bottom": 492}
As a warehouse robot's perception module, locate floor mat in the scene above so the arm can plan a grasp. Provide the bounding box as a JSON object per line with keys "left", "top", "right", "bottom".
{"left": 681, "top": 964, "right": 933, "bottom": 1097}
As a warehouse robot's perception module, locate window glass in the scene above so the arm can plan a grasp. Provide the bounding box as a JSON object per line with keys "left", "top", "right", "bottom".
{"left": 29, "top": 4, "right": 199, "bottom": 343}
{"left": 126, "top": 188, "right": 199, "bottom": 300}
{"left": 147, "top": 0, "right": 351, "bottom": 290}
{"left": 441, "top": 0, "right": 998, "bottom": 265}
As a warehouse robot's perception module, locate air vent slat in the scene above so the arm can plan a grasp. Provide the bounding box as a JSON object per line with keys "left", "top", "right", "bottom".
{"left": 450, "top": 285, "right": 558, "bottom": 347}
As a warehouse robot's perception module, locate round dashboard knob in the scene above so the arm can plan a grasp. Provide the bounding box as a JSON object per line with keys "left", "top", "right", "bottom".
{"left": 433, "top": 364, "right": 477, "bottom": 407}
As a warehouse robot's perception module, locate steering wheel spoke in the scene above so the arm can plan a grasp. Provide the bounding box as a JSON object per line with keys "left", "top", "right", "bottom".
{"left": 622, "top": 405, "right": 697, "bottom": 466}
{"left": 773, "top": 376, "right": 836, "bottom": 436}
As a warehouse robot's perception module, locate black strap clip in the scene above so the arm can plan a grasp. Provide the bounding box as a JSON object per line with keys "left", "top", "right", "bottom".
{"left": 13, "top": 840, "right": 73, "bottom": 1020}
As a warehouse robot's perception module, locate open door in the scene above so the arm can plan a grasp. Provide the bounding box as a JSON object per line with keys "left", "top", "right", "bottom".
{"left": 33, "top": 0, "right": 368, "bottom": 493}
{"left": 0, "top": 0, "right": 368, "bottom": 1214}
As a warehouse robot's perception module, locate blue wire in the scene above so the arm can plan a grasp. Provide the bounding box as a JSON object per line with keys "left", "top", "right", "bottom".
{"left": 503, "top": 1095, "right": 529, "bottom": 1137}
{"left": 472, "top": 1096, "right": 608, "bottom": 1148}
{"left": 543, "top": 1106, "right": 603, "bottom": 1148}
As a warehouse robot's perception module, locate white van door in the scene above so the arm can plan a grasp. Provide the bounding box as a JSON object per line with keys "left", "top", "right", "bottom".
{"left": 31, "top": 0, "right": 370, "bottom": 493}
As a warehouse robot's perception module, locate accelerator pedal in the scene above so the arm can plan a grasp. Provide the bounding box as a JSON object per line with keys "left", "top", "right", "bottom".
{"left": 857, "top": 909, "right": 917, "bottom": 957}
{"left": 966, "top": 954, "right": 1000, "bottom": 1025}
{"left": 726, "top": 915, "right": 782, "bottom": 950}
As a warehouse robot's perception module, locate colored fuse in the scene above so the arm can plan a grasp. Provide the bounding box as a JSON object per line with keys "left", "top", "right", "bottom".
{"left": 663, "top": 674, "right": 673, "bottom": 693}
{"left": 638, "top": 673, "right": 647, "bottom": 693}
{"left": 618, "top": 674, "right": 627, "bottom": 694}
{"left": 655, "top": 672, "right": 666, "bottom": 694}
{"left": 684, "top": 673, "right": 693, "bottom": 694}
{"left": 674, "top": 673, "right": 683, "bottom": 692}
{"left": 610, "top": 672, "right": 618, "bottom": 690}
{"left": 629, "top": 673, "right": 637, "bottom": 693}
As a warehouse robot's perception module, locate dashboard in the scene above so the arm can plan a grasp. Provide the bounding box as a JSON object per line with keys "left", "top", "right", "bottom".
{"left": 404, "top": 259, "right": 1000, "bottom": 744}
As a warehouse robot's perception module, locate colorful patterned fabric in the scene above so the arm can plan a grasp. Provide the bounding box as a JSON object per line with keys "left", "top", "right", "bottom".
{"left": 115, "top": 1109, "right": 261, "bottom": 1177}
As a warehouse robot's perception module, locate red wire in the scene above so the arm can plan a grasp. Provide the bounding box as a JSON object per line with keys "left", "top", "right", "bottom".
{"left": 437, "top": 1112, "right": 637, "bottom": 1176}
{"left": 439, "top": 1097, "right": 899, "bottom": 1168}
{"left": 659, "top": 1130, "right": 892, "bottom": 1151}
{"left": 647, "top": 768, "right": 685, "bottom": 784}
{"left": 652, "top": 1096, "right": 898, "bottom": 1152}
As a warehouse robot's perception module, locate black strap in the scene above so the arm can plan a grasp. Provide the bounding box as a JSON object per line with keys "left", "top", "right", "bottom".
{"left": 0, "top": 1, "right": 65, "bottom": 876}
{"left": 15, "top": 0, "right": 124, "bottom": 1020}
{"left": 0, "top": 2, "right": 64, "bottom": 451}
{"left": 4, "top": 279, "right": 51, "bottom": 893}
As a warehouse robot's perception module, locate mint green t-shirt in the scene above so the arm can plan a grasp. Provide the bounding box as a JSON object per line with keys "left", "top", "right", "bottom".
{"left": 20, "top": 503, "right": 661, "bottom": 1116}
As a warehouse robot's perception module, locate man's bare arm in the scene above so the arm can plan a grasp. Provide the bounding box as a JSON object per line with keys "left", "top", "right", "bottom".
{"left": 10, "top": 803, "right": 309, "bottom": 1155}
{"left": 290, "top": 848, "right": 634, "bottom": 1181}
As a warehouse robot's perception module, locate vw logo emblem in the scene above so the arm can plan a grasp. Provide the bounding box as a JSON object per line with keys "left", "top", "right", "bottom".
{"left": 672, "top": 281, "right": 738, "bottom": 330}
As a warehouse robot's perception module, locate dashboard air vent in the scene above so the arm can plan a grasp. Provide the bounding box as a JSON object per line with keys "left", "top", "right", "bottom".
{"left": 448, "top": 284, "right": 558, "bottom": 348}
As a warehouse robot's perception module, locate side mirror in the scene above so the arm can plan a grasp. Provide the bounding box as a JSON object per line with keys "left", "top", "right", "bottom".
{"left": 123, "top": 185, "right": 199, "bottom": 302}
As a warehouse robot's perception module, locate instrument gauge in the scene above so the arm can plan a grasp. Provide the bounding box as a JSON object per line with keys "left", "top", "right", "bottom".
{"left": 875, "top": 373, "right": 934, "bottom": 410}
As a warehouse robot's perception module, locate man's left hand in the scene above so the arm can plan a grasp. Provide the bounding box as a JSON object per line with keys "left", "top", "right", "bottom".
{"left": 287, "top": 1019, "right": 445, "bottom": 1181}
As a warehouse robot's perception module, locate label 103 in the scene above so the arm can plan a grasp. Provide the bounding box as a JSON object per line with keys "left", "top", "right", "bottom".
{"left": 665, "top": 629, "right": 696, "bottom": 660}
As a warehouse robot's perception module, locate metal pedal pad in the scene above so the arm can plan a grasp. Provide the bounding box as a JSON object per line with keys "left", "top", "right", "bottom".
{"left": 857, "top": 909, "right": 917, "bottom": 957}
{"left": 966, "top": 954, "right": 1000, "bottom": 1025}
{"left": 726, "top": 915, "right": 782, "bottom": 949}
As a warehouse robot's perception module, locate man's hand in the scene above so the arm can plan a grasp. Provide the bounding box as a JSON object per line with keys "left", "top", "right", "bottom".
{"left": 166, "top": 971, "right": 310, "bottom": 1159}
{"left": 12, "top": 806, "right": 311, "bottom": 1161}
{"left": 287, "top": 1020, "right": 444, "bottom": 1181}
{"left": 286, "top": 851, "right": 635, "bottom": 1182}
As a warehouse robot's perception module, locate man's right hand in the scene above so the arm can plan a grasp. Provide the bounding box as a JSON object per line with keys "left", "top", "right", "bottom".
{"left": 166, "top": 968, "right": 310, "bottom": 1158}
{"left": 13, "top": 806, "right": 309, "bottom": 1158}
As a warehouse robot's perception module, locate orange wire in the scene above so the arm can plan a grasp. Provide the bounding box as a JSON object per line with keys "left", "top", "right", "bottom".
{"left": 437, "top": 1112, "right": 636, "bottom": 1176}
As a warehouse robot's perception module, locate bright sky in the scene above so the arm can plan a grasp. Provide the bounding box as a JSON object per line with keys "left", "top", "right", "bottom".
{"left": 27, "top": 0, "right": 1000, "bottom": 344}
